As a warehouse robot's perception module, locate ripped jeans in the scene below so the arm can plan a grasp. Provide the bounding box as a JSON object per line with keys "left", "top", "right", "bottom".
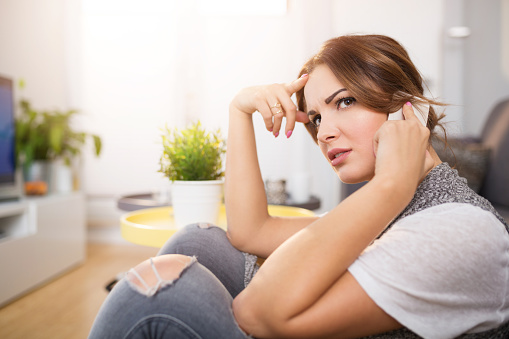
{"left": 88, "top": 224, "right": 254, "bottom": 339}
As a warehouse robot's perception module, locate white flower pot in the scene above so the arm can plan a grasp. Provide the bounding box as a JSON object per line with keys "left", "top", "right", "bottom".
{"left": 51, "top": 161, "right": 73, "bottom": 193}
{"left": 171, "top": 180, "right": 224, "bottom": 228}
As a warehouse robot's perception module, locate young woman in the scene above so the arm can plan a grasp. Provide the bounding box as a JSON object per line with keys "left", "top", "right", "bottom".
{"left": 89, "top": 35, "right": 509, "bottom": 338}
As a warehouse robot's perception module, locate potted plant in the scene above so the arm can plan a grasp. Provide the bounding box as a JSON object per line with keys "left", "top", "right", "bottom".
{"left": 159, "top": 121, "right": 226, "bottom": 228}
{"left": 15, "top": 81, "right": 102, "bottom": 194}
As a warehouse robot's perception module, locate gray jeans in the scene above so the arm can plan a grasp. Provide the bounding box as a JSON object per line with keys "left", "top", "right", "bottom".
{"left": 89, "top": 224, "right": 509, "bottom": 338}
{"left": 88, "top": 224, "right": 251, "bottom": 339}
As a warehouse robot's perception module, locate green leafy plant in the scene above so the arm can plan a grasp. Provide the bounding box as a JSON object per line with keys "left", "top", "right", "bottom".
{"left": 15, "top": 81, "right": 102, "bottom": 168}
{"left": 159, "top": 121, "right": 226, "bottom": 181}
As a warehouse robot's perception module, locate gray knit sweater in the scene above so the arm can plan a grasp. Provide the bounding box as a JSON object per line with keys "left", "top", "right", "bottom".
{"left": 244, "top": 163, "right": 509, "bottom": 338}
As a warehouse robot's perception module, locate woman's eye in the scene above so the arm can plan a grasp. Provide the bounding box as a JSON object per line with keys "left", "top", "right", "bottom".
{"left": 311, "top": 114, "right": 321, "bottom": 127}
{"left": 336, "top": 97, "right": 356, "bottom": 109}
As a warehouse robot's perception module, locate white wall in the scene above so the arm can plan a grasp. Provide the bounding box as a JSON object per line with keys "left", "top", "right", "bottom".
{"left": 1, "top": 0, "right": 446, "bottom": 229}
{"left": 441, "top": 0, "right": 509, "bottom": 137}
{"left": 78, "top": 1, "right": 316, "bottom": 198}
{"left": 330, "top": 0, "right": 444, "bottom": 97}
{"left": 77, "top": 1, "right": 185, "bottom": 197}
{"left": 0, "top": 0, "right": 68, "bottom": 110}
{"left": 78, "top": 0, "right": 339, "bottom": 222}
{"left": 462, "top": 0, "right": 509, "bottom": 135}
{"left": 78, "top": 0, "right": 445, "bottom": 218}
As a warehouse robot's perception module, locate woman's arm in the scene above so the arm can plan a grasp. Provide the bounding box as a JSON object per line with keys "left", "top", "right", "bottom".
{"left": 233, "top": 103, "right": 436, "bottom": 337}
{"left": 225, "top": 77, "right": 319, "bottom": 258}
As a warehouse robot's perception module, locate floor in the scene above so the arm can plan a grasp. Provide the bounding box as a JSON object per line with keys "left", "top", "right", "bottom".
{"left": 0, "top": 242, "right": 159, "bottom": 339}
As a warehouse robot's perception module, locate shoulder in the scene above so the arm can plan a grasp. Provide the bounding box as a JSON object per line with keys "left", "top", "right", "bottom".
{"left": 395, "top": 203, "right": 508, "bottom": 244}
{"left": 396, "top": 162, "right": 508, "bottom": 228}
{"left": 374, "top": 203, "right": 509, "bottom": 269}
{"left": 349, "top": 203, "right": 509, "bottom": 336}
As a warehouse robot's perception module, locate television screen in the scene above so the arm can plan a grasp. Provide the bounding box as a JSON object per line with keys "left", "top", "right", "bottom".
{"left": 0, "top": 75, "right": 16, "bottom": 186}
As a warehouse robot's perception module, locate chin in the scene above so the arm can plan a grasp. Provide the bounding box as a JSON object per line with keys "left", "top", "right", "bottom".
{"left": 335, "top": 168, "right": 373, "bottom": 184}
{"left": 338, "top": 176, "right": 367, "bottom": 185}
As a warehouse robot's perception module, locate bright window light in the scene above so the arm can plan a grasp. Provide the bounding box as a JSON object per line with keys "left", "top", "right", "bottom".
{"left": 198, "top": 0, "right": 287, "bottom": 16}
{"left": 82, "top": 0, "right": 173, "bottom": 14}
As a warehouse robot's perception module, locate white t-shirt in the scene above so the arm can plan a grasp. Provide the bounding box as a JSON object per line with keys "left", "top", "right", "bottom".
{"left": 348, "top": 203, "right": 509, "bottom": 339}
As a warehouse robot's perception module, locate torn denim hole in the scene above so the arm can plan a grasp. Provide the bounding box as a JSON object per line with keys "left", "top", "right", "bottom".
{"left": 126, "top": 256, "right": 197, "bottom": 297}
{"left": 197, "top": 222, "right": 214, "bottom": 229}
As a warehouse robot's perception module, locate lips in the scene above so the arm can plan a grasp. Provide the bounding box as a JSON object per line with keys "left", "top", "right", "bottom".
{"left": 327, "top": 148, "right": 352, "bottom": 166}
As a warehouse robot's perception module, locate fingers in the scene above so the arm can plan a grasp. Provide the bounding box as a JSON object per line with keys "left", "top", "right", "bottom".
{"left": 278, "top": 93, "right": 297, "bottom": 137}
{"left": 258, "top": 97, "right": 277, "bottom": 133}
{"left": 258, "top": 75, "right": 309, "bottom": 138}
{"left": 286, "top": 73, "right": 308, "bottom": 94}
{"left": 295, "top": 110, "right": 310, "bottom": 124}
{"left": 402, "top": 101, "right": 430, "bottom": 140}
{"left": 270, "top": 100, "right": 284, "bottom": 137}
{"left": 278, "top": 74, "right": 309, "bottom": 137}
{"left": 375, "top": 101, "right": 432, "bottom": 184}
{"left": 267, "top": 93, "right": 295, "bottom": 138}
{"left": 401, "top": 101, "right": 420, "bottom": 123}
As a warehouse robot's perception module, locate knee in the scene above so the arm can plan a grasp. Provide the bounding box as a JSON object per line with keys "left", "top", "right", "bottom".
{"left": 181, "top": 222, "right": 224, "bottom": 233}
{"left": 158, "top": 223, "right": 228, "bottom": 255}
{"left": 126, "top": 254, "right": 195, "bottom": 296}
{"left": 177, "top": 223, "right": 223, "bottom": 240}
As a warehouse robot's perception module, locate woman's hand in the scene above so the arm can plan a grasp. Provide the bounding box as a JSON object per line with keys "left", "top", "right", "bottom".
{"left": 373, "top": 102, "right": 435, "bottom": 188}
{"left": 230, "top": 74, "right": 309, "bottom": 137}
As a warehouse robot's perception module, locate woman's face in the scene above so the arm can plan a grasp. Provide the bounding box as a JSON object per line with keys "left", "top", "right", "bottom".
{"left": 304, "top": 64, "right": 388, "bottom": 183}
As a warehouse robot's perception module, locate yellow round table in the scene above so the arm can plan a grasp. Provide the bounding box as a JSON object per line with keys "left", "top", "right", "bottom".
{"left": 121, "top": 205, "right": 315, "bottom": 248}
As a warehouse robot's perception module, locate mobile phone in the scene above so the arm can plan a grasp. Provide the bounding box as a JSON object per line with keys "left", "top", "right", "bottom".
{"left": 388, "top": 101, "right": 430, "bottom": 127}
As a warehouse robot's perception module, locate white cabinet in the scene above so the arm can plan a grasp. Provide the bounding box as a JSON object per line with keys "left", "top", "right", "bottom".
{"left": 0, "top": 193, "right": 86, "bottom": 306}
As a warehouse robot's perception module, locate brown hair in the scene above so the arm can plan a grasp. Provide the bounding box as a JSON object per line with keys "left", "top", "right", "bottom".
{"left": 296, "top": 34, "right": 446, "bottom": 143}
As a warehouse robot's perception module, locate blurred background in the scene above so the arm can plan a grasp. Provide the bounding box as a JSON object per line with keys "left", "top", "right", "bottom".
{"left": 2, "top": 1, "right": 509, "bottom": 336}
{"left": 1, "top": 0, "right": 508, "bottom": 238}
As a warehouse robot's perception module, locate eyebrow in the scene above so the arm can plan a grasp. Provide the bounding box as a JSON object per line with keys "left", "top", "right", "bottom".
{"left": 307, "top": 88, "right": 348, "bottom": 116}
{"left": 325, "top": 88, "right": 347, "bottom": 104}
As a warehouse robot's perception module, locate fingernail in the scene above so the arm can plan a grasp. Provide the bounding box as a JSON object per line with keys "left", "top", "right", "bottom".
{"left": 300, "top": 73, "right": 308, "bottom": 78}
{"left": 405, "top": 101, "right": 412, "bottom": 106}
{"left": 286, "top": 130, "right": 293, "bottom": 138}
{"left": 274, "top": 131, "right": 279, "bottom": 138}
{"left": 269, "top": 128, "right": 273, "bottom": 132}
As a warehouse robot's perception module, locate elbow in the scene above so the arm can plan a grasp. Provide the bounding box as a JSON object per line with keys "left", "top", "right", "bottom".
{"left": 226, "top": 214, "right": 272, "bottom": 253}
{"left": 226, "top": 228, "right": 250, "bottom": 252}
{"left": 232, "top": 293, "right": 257, "bottom": 335}
{"left": 232, "top": 291, "right": 295, "bottom": 338}
{"left": 233, "top": 293, "right": 275, "bottom": 338}
{"left": 226, "top": 218, "right": 265, "bottom": 253}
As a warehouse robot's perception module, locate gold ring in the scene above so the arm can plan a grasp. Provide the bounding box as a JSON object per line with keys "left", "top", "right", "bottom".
{"left": 270, "top": 102, "right": 281, "bottom": 109}
{"left": 272, "top": 109, "right": 283, "bottom": 116}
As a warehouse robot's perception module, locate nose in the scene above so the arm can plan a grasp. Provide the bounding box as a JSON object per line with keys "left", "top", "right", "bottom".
{"left": 316, "top": 116, "right": 340, "bottom": 144}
